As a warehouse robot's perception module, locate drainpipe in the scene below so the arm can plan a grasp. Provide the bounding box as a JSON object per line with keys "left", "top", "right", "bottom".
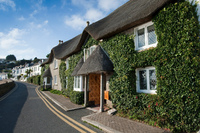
{"left": 100, "top": 72, "right": 105, "bottom": 112}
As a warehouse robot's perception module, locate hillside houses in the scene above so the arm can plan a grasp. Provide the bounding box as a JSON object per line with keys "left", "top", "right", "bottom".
{"left": 12, "top": 60, "right": 44, "bottom": 81}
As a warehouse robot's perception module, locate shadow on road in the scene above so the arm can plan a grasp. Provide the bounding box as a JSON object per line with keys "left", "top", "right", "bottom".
{"left": 0, "top": 82, "right": 28, "bottom": 133}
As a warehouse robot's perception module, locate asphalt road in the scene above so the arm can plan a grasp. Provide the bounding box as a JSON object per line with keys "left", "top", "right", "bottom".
{"left": 0, "top": 82, "right": 102, "bottom": 133}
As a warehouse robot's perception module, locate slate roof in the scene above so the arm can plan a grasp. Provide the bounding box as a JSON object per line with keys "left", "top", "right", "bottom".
{"left": 42, "top": 68, "right": 52, "bottom": 78}
{"left": 85, "top": 0, "right": 172, "bottom": 40}
{"left": 77, "top": 45, "right": 113, "bottom": 75}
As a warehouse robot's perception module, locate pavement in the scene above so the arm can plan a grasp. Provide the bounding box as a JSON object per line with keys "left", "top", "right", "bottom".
{"left": 41, "top": 90, "right": 171, "bottom": 133}
{"left": 41, "top": 91, "right": 85, "bottom": 111}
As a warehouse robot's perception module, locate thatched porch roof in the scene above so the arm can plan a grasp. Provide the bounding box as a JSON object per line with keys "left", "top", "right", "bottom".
{"left": 42, "top": 68, "right": 52, "bottom": 78}
{"left": 77, "top": 45, "right": 113, "bottom": 75}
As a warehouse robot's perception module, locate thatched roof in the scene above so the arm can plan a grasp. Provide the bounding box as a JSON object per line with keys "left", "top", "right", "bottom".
{"left": 77, "top": 45, "right": 113, "bottom": 75}
{"left": 42, "top": 68, "right": 52, "bottom": 78}
{"left": 41, "top": 32, "right": 89, "bottom": 66}
{"left": 85, "top": 0, "right": 172, "bottom": 40}
{"left": 71, "top": 58, "right": 84, "bottom": 76}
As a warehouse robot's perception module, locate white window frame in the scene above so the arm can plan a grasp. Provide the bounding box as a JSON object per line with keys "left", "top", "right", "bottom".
{"left": 84, "top": 45, "right": 97, "bottom": 62}
{"left": 74, "top": 76, "right": 83, "bottom": 92}
{"left": 134, "top": 21, "right": 157, "bottom": 51}
{"left": 54, "top": 59, "right": 58, "bottom": 69}
{"left": 54, "top": 75, "right": 57, "bottom": 85}
{"left": 66, "top": 58, "right": 69, "bottom": 70}
{"left": 136, "top": 66, "right": 157, "bottom": 94}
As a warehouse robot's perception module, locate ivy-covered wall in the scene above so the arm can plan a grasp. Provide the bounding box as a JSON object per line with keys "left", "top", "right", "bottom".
{"left": 58, "top": 1, "right": 199, "bottom": 132}
{"left": 59, "top": 37, "right": 99, "bottom": 104}
{"left": 88, "top": 1, "right": 200, "bottom": 132}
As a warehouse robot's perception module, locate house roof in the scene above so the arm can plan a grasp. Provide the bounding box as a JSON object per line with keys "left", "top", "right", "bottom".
{"left": 71, "top": 58, "right": 84, "bottom": 76}
{"left": 41, "top": 32, "right": 89, "bottom": 66}
{"left": 77, "top": 45, "right": 113, "bottom": 75}
{"left": 85, "top": 0, "right": 172, "bottom": 40}
{"left": 42, "top": 68, "right": 52, "bottom": 78}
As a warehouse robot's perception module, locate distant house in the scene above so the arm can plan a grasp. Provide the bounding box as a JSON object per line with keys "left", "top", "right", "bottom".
{"left": 0, "top": 72, "right": 8, "bottom": 80}
{"left": 12, "top": 61, "right": 43, "bottom": 81}
{"left": 41, "top": 36, "right": 87, "bottom": 90}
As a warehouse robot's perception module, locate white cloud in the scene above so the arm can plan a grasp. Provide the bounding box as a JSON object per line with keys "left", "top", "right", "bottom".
{"left": 71, "top": 0, "right": 94, "bottom": 9}
{"left": 0, "top": 28, "right": 26, "bottom": 49}
{"left": 29, "top": 20, "right": 48, "bottom": 29}
{"left": 65, "top": 15, "right": 86, "bottom": 30}
{"left": 0, "top": 0, "right": 15, "bottom": 11}
{"left": 30, "top": 10, "right": 38, "bottom": 17}
{"left": 18, "top": 16, "right": 25, "bottom": 21}
{"left": 8, "top": 48, "right": 36, "bottom": 59}
{"left": 85, "top": 8, "right": 104, "bottom": 22}
{"left": 98, "top": 0, "right": 127, "bottom": 12}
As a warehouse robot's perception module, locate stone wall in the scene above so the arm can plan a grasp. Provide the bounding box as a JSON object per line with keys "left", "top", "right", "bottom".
{"left": 0, "top": 79, "right": 15, "bottom": 97}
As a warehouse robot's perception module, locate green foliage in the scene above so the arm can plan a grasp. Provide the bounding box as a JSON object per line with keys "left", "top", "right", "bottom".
{"left": 87, "top": 1, "right": 200, "bottom": 132}
{"left": 70, "top": 91, "right": 84, "bottom": 105}
{"left": 40, "top": 64, "right": 49, "bottom": 85}
{"left": 151, "top": 1, "right": 200, "bottom": 132}
{"left": 59, "top": 61, "right": 66, "bottom": 91}
{"left": 101, "top": 34, "right": 136, "bottom": 110}
{"left": 58, "top": 2, "right": 200, "bottom": 132}
{"left": 6, "top": 54, "right": 16, "bottom": 61}
{"left": 27, "top": 75, "right": 41, "bottom": 85}
{"left": 50, "top": 89, "right": 62, "bottom": 95}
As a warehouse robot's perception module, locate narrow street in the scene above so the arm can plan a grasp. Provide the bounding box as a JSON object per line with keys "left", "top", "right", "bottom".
{"left": 0, "top": 82, "right": 102, "bottom": 133}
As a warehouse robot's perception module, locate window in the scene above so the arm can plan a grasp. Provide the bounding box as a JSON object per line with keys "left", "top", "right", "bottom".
{"left": 84, "top": 45, "right": 97, "bottom": 61}
{"left": 74, "top": 76, "right": 83, "bottom": 91}
{"left": 54, "top": 59, "right": 58, "bottom": 69}
{"left": 136, "top": 67, "right": 157, "bottom": 94}
{"left": 47, "top": 77, "right": 51, "bottom": 84}
{"left": 54, "top": 75, "right": 57, "bottom": 85}
{"left": 66, "top": 58, "right": 69, "bottom": 70}
{"left": 134, "top": 21, "right": 157, "bottom": 50}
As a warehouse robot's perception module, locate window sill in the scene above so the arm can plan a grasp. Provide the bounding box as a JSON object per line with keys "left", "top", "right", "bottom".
{"left": 137, "top": 90, "right": 157, "bottom": 94}
{"left": 136, "top": 45, "right": 157, "bottom": 52}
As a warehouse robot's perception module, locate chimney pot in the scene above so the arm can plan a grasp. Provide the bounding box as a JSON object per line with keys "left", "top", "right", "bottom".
{"left": 86, "top": 21, "right": 90, "bottom": 26}
{"left": 59, "top": 40, "right": 63, "bottom": 45}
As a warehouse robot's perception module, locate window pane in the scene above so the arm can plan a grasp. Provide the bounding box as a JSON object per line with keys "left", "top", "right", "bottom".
{"left": 75, "top": 77, "right": 77, "bottom": 88}
{"left": 138, "top": 28, "right": 145, "bottom": 47}
{"left": 139, "top": 70, "right": 147, "bottom": 90}
{"left": 47, "top": 77, "right": 50, "bottom": 84}
{"left": 78, "top": 76, "right": 80, "bottom": 88}
{"left": 148, "top": 25, "right": 156, "bottom": 45}
{"left": 149, "top": 70, "right": 157, "bottom": 90}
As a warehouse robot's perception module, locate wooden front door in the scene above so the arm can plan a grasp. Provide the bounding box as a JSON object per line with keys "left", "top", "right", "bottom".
{"left": 89, "top": 74, "right": 100, "bottom": 105}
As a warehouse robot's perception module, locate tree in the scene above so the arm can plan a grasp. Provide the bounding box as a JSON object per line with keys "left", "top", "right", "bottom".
{"left": 46, "top": 53, "right": 50, "bottom": 58}
{"left": 6, "top": 54, "right": 16, "bottom": 61}
{"left": 33, "top": 57, "right": 40, "bottom": 63}
{"left": 25, "top": 69, "right": 33, "bottom": 77}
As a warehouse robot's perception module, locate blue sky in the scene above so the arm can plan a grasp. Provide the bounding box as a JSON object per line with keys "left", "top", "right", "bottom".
{"left": 0, "top": 0, "right": 128, "bottom": 60}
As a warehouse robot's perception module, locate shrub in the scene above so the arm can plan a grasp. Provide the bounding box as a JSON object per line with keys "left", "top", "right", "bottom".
{"left": 70, "top": 91, "right": 84, "bottom": 105}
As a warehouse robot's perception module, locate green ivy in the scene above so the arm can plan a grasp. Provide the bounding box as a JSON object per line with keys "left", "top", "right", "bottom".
{"left": 59, "top": 61, "right": 66, "bottom": 91}
{"left": 40, "top": 64, "right": 49, "bottom": 86}
{"left": 59, "top": 1, "right": 200, "bottom": 132}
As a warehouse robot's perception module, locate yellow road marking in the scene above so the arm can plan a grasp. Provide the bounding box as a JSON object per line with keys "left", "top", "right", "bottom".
{"left": 35, "top": 87, "right": 96, "bottom": 133}
{"left": 35, "top": 87, "right": 86, "bottom": 133}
